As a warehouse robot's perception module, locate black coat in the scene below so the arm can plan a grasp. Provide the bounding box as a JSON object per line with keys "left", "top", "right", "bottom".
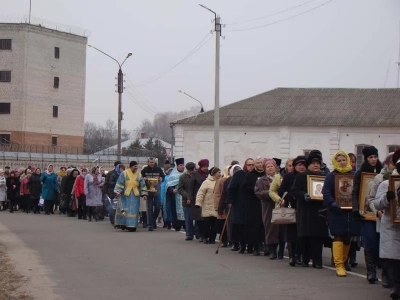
{"left": 226, "top": 170, "right": 247, "bottom": 225}
{"left": 189, "top": 170, "right": 208, "bottom": 220}
{"left": 6, "top": 176, "right": 20, "bottom": 199}
{"left": 323, "top": 171, "right": 361, "bottom": 237}
{"left": 242, "top": 169, "right": 265, "bottom": 244}
{"left": 292, "top": 170, "right": 328, "bottom": 238}
{"left": 28, "top": 173, "right": 42, "bottom": 199}
{"left": 278, "top": 172, "right": 297, "bottom": 208}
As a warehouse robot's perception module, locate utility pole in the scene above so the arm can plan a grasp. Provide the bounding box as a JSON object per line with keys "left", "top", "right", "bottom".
{"left": 200, "top": 4, "right": 221, "bottom": 167}
{"left": 29, "top": 0, "right": 32, "bottom": 24}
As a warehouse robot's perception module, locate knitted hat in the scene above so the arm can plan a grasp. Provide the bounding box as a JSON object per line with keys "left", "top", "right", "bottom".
{"left": 393, "top": 149, "right": 400, "bottom": 166}
{"left": 209, "top": 167, "right": 221, "bottom": 176}
{"left": 198, "top": 159, "right": 209, "bottom": 167}
{"left": 293, "top": 155, "right": 306, "bottom": 167}
{"left": 185, "top": 162, "right": 196, "bottom": 170}
{"left": 362, "top": 146, "right": 378, "bottom": 160}
{"left": 306, "top": 151, "right": 322, "bottom": 167}
{"left": 263, "top": 158, "right": 277, "bottom": 168}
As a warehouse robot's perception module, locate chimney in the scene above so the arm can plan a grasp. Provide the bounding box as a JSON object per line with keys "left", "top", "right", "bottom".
{"left": 140, "top": 132, "right": 146, "bottom": 139}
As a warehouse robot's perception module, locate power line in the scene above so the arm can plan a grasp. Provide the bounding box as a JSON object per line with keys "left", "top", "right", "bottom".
{"left": 225, "top": 0, "right": 318, "bottom": 25}
{"left": 124, "top": 76, "right": 159, "bottom": 114}
{"left": 133, "top": 31, "right": 214, "bottom": 87}
{"left": 226, "top": 0, "right": 334, "bottom": 32}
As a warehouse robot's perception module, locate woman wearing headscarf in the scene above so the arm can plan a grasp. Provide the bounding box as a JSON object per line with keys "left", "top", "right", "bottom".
{"left": 6, "top": 170, "right": 20, "bottom": 213}
{"left": 40, "top": 164, "right": 58, "bottom": 215}
{"left": 20, "top": 169, "right": 32, "bottom": 213}
{"left": 195, "top": 167, "right": 221, "bottom": 244}
{"left": 278, "top": 155, "right": 306, "bottom": 266}
{"left": 75, "top": 168, "right": 88, "bottom": 220}
{"left": 351, "top": 146, "right": 383, "bottom": 283}
{"left": 227, "top": 159, "right": 254, "bottom": 253}
{"left": 292, "top": 151, "right": 328, "bottom": 268}
{"left": 242, "top": 156, "right": 266, "bottom": 256}
{"left": 61, "top": 168, "right": 79, "bottom": 217}
{"left": 255, "top": 158, "right": 280, "bottom": 259}
{"left": 85, "top": 167, "right": 104, "bottom": 222}
{"left": 214, "top": 165, "right": 231, "bottom": 247}
{"left": 322, "top": 150, "right": 361, "bottom": 277}
{"left": 28, "top": 168, "right": 42, "bottom": 214}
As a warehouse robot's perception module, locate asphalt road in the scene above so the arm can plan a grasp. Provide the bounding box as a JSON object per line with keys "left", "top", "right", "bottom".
{"left": 0, "top": 212, "right": 391, "bottom": 300}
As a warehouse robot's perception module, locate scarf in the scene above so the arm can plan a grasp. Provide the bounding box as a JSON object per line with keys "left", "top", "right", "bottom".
{"left": 45, "top": 164, "right": 54, "bottom": 174}
{"left": 229, "top": 164, "right": 242, "bottom": 177}
{"left": 93, "top": 173, "right": 102, "bottom": 187}
{"left": 360, "top": 160, "right": 383, "bottom": 174}
{"left": 332, "top": 150, "right": 353, "bottom": 173}
{"left": 198, "top": 169, "right": 208, "bottom": 182}
{"left": 57, "top": 170, "right": 67, "bottom": 177}
{"left": 115, "top": 164, "right": 122, "bottom": 177}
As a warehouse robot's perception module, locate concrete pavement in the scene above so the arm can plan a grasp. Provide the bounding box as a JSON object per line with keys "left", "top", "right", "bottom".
{"left": 0, "top": 211, "right": 390, "bottom": 300}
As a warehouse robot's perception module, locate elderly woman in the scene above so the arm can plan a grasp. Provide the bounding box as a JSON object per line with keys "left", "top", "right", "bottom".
{"left": 40, "top": 165, "right": 58, "bottom": 215}
{"left": 292, "top": 151, "right": 328, "bottom": 268}
{"left": 255, "top": 158, "right": 280, "bottom": 259}
{"left": 0, "top": 169, "right": 6, "bottom": 211}
{"left": 322, "top": 151, "right": 361, "bottom": 277}
{"left": 279, "top": 156, "right": 306, "bottom": 266}
{"left": 85, "top": 167, "right": 104, "bottom": 222}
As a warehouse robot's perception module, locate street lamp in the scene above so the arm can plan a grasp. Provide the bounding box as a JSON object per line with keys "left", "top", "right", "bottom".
{"left": 87, "top": 44, "right": 132, "bottom": 160}
{"left": 178, "top": 90, "right": 204, "bottom": 113}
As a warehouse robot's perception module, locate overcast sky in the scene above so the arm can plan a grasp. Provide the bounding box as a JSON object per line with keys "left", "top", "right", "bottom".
{"left": 2, "top": 0, "right": 400, "bottom": 133}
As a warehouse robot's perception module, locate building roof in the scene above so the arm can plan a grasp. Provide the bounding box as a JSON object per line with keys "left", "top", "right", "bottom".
{"left": 173, "top": 88, "right": 400, "bottom": 127}
{"left": 95, "top": 138, "right": 171, "bottom": 154}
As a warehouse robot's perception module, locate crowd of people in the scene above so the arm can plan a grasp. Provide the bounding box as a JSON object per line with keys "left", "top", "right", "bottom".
{"left": 1, "top": 146, "right": 400, "bottom": 299}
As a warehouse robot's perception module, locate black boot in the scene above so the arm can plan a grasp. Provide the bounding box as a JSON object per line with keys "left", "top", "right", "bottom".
{"left": 239, "top": 242, "right": 246, "bottom": 254}
{"left": 288, "top": 243, "right": 296, "bottom": 267}
{"left": 142, "top": 212, "right": 148, "bottom": 228}
{"left": 278, "top": 242, "right": 285, "bottom": 259}
{"left": 268, "top": 244, "right": 278, "bottom": 260}
{"left": 365, "top": 249, "right": 378, "bottom": 284}
{"left": 231, "top": 242, "right": 240, "bottom": 251}
{"left": 382, "top": 266, "right": 392, "bottom": 288}
{"left": 349, "top": 242, "right": 358, "bottom": 267}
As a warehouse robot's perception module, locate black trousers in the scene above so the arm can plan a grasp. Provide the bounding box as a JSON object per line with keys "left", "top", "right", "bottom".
{"left": 203, "top": 217, "right": 217, "bottom": 242}
{"left": 8, "top": 196, "right": 15, "bottom": 212}
{"left": 44, "top": 200, "right": 54, "bottom": 214}
{"left": 384, "top": 259, "right": 400, "bottom": 291}
{"left": 301, "top": 236, "right": 324, "bottom": 266}
{"left": 78, "top": 195, "right": 87, "bottom": 219}
{"left": 30, "top": 198, "right": 39, "bottom": 212}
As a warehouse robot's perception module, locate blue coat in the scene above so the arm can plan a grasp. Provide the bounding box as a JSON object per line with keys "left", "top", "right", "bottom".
{"left": 40, "top": 172, "right": 58, "bottom": 201}
{"left": 323, "top": 171, "right": 361, "bottom": 237}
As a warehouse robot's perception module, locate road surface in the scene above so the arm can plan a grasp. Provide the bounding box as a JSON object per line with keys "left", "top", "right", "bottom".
{"left": 0, "top": 212, "right": 390, "bottom": 300}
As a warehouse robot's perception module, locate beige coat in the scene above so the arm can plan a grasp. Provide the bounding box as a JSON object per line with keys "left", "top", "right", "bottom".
{"left": 195, "top": 175, "right": 218, "bottom": 218}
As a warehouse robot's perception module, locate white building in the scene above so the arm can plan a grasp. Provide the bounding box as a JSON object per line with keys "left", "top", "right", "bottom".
{"left": 172, "top": 88, "right": 400, "bottom": 169}
{"left": 0, "top": 23, "right": 87, "bottom": 152}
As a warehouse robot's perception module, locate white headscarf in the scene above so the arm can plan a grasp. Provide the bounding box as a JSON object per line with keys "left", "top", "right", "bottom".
{"left": 45, "top": 164, "right": 54, "bottom": 174}
{"left": 229, "top": 164, "right": 242, "bottom": 177}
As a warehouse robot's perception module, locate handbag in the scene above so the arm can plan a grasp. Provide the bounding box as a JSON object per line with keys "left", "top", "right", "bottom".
{"left": 271, "top": 192, "right": 296, "bottom": 225}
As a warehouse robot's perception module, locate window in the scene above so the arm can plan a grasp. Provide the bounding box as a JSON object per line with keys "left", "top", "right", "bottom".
{"left": 54, "top": 77, "right": 59, "bottom": 88}
{"left": 0, "top": 39, "right": 11, "bottom": 50}
{"left": 55, "top": 47, "right": 60, "bottom": 59}
{"left": 388, "top": 145, "right": 400, "bottom": 154}
{"left": 51, "top": 136, "right": 58, "bottom": 146}
{"left": 0, "top": 103, "right": 10, "bottom": 114}
{"left": 355, "top": 144, "right": 370, "bottom": 170}
{"left": 53, "top": 105, "right": 58, "bottom": 118}
{"left": 0, "top": 134, "right": 10, "bottom": 144}
{"left": 0, "top": 71, "right": 11, "bottom": 82}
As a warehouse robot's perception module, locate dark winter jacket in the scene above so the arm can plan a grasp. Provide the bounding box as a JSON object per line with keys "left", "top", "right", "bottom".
{"left": 226, "top": 170, "right": 247, "bottom": 225}
{"left": 6, "top": 176, "right": 20, "bottom": 199}
{"left": 351, "top": 160, "right": 383, "bottom": 214}
{"left": 178, "top": 172, "right": 193, "bottom": 208}
{"left": 189, "top": 170, "right": 208, "bottom": 220}
{"left": 28, "top": 173, "right": 42, "bottom": 199}
{"left": 292, "top": 170, "right": 328, "bottom": 238}
{"left": 323, "top": 171, "right": 361, "bottom": 237}
{"left": 141, "top": 166, "right": 165, "bottom": 196}
{"left": 278, "top": 172, "right": 297, "bottom": 208}
{"left": 242, "top": 169, "right": 265, "bottom": 244}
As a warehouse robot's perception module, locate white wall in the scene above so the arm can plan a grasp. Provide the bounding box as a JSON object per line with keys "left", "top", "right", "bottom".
{"left": 174, "top": 124, "right": 400, "bottom": 169}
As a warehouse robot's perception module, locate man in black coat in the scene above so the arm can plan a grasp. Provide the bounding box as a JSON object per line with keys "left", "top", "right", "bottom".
{"left": 141, "top": 157, "right": 165, "bottom": 231}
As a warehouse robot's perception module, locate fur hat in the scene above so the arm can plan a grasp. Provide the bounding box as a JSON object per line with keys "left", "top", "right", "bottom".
{"left": 362, "top": 146, "right": 378, "bottom": 160}
{"left": 198, "top": 159, "right": 209, "bottom": 167}
{"left": 273, "top": 158, "right": 282, "bottom": 167}
{"left": 393, "top": 149, "right": 400, "bottom": 166}
{"left": 306, "top": 151, "right": 322, "bottom": 167}
{"left": 293, "top": 155, "right": 306, "bottom": 167}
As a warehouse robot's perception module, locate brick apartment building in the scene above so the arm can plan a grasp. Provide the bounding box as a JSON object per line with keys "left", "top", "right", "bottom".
{"left": 0, "top": 23, "right": 87, "bottom": 153}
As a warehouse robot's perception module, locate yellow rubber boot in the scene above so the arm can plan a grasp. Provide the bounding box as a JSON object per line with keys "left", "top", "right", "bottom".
{"left": 333, "top": 241, "right": 347, "bottom": 277}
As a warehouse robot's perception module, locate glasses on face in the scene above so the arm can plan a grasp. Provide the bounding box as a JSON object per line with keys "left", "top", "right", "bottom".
{"left": 247, "top": 164, "right": 254, "bottom": 166}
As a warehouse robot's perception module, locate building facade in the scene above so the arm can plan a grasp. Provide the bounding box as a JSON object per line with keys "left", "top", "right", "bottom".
{"left": 172, "top": 88, "right": 400, "bottom": 169}
{"left": 0, "top": 23, "right": 87, "bottom": 152}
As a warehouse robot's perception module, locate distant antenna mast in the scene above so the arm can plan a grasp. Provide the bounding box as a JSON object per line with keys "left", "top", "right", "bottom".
{"left": 29, "top": 0, "right": 32, "bottom": 24}
{"left": 384, "top": 58, "right": 391, "bottom": 88}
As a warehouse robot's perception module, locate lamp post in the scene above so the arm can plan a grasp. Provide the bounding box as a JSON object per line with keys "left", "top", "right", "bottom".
{"left": 178, "top": 90, "right": 204, "bottom": 113}
{"left": 87, "top": 45, "right": 132, "bottom": 160}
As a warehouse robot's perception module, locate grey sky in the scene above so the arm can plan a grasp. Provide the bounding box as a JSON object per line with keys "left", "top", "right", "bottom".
{"left": 2, "top": 0, "right": 400, "bottom": 133}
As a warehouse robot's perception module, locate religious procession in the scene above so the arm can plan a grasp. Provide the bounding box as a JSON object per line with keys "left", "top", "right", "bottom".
{"left": 1, "top": 146, "right": 400, "bottom": 299}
